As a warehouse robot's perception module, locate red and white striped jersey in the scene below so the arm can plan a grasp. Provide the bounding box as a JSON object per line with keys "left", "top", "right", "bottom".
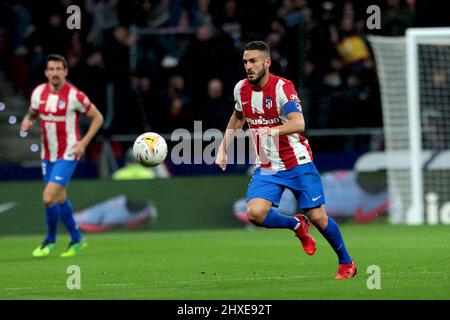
{"left": 234, "top": 74, "right": 312, "bottom": 171}
{"left": 30, "top": 82, "right": 93, "bottom": 161}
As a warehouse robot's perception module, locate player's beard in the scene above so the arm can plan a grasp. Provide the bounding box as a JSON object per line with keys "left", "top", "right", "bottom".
{"left": 248, "top": 68, "right": 266, "bottom": 86}
{"left": 50, "top": 76, "right": 63, "bottom": 89}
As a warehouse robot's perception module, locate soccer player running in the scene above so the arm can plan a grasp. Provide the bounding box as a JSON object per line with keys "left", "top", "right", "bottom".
{"left": 20, "top": 54, "right": 104, "bottom": 257}
{"left": 215, "top": 41, "right": 356, "bottom": 279}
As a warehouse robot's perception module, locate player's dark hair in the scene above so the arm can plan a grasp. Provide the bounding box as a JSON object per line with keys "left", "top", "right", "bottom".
{"left": 46, "top": 54, "right": 68, "bottom": 69}
{"left": 244, "top": 41, "right": 270, "bottom": 57}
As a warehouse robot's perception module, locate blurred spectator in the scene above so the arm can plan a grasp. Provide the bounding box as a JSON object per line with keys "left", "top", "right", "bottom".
{"left": 157, "top": 0, "right": 192, "bottom": 59}
{"left": 161, "top": 74, "right": 192, "bottom": 130}
{"left": 102, "top": 25, "right": 136, "bottom": 133}
{"left": 164, "top": 0, "right": 198, "bottom": 30}
{"left": 0, "top": 1, "right": 8, "bottom": 68}
{"left": 179, "top": 24, "right": 214, "bottom": 91}
{"left": 277, "top": 0, "right": 311, "bottom": 86}
{"left": 277, "top": 0, "right": 309, "bottom": 28}
{"left": 179, "top": 24, "right": 239, "bottom": 108}
{"left": 136, "top": 0, "right": 170, "bottom": 27}
{"left": 103, "top": 25, "right": 135, "bottom": 80}
{"left": 70, "top": 50, "right": 107, "bottom": 119}
{"left": 9, "top": 1, "right": 33, "bottom": 95}
{"left": 218, "top": 0, "right": 242, "bottom": 48}
{"left": 198, "top": 78, "right": 232, "bottom": 129}
{"left": 264, "top": 31, "right": 287, "bottom": 77}
{"left": 39, "top": 13, "right": 72, "bottom": 55}
{"left": 342, "top": 1, "right": 355, "bottom": 20}
{"left": 67, "top": 31, "right": 83, "bottom": 66}
{"left": 334, "top": 16, "right": 370, "bottom": 74}
{"left": 136, "top": 0, "right": 197, "bottom": 62}
{"left": 130, "top": 73, "right": 160, "bottom": 132}
{"left": 303, "top": 8, "right": 335, "bottom": 76}
{"left": 381, "top": 0, "right": 414, "bottom": 36}
{"left": 25, "top": 11, "right": 73, "bottom": 89}
{"left": 317, "top": 58, "right": 345, "bottom": 129}
{"left": 88, "top": 0, "right": 120, "bottom": 48}
{"left": 339, "top": 73, "right": 370, "bottom": 127}
{"left": 11, "top": 1, "right": 34, "bottom": 55}
{"left": 196, "top": 0, "right": 213, "bottom": 27}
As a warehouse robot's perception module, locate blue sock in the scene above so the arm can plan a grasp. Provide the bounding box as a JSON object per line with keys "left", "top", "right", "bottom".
{"left": 45, "top": 204, "right": 60, "bottom": 243}
{"left": 261, "top": 208, "right": 299, "bottom": 229}
{"left": 59, "top": 199, "right": 82, "bottom": 243}
{"left": 317, "top": 217, "right": 352, "bottom": 264}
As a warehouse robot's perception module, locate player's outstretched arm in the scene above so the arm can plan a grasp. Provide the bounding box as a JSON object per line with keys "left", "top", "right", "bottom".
{"left": 74, "top": 104, "right": 104, "bottom": 160}
{"left": 216, "top": 110, "right": 245, "bottom": 171}
{"left": 20, "top": 108, "right": 38, "bottom": 132}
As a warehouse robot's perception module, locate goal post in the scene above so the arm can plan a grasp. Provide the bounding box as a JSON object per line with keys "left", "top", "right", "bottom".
{"left": 368, "top": 28, "right": 450, "bottom": 225}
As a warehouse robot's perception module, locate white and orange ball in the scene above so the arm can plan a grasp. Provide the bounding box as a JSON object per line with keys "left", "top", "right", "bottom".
{"left": 132, "top": 132, "right": 168, "bottom": 167}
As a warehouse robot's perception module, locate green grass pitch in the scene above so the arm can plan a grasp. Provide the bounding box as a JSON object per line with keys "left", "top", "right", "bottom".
{"left": 0, "top": 224, "right": 449, "bottom": 300}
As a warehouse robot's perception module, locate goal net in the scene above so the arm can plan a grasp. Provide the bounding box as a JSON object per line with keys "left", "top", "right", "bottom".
{"left": 368, "top": 28, "right": 450, "bottom": 225}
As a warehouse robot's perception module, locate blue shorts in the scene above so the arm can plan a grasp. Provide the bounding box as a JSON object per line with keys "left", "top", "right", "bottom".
{"left": 42, "top": 160, "right": 78, "bottom": 187}
{"left": 246, "top": 162, "right": 325, "bottom": 210}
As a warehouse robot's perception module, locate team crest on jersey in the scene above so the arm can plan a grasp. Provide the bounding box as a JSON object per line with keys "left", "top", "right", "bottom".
{"left": 58, "top": 99, "right": 66, "bottom": 110}
{"left": 264, "top": 97, "right": 273, "bottom": 109}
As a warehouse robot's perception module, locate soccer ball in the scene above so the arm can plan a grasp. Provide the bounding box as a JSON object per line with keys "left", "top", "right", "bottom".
{"left": 132, "top": 132, "right": 168, "bottom": 167}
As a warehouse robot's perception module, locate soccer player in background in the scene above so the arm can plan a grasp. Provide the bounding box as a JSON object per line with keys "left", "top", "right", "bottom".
{"left": 215, "top": 41, "right": 357, "bottom": 279}
{"left": 20, "top": 54, "right": 104, "bottom": 257}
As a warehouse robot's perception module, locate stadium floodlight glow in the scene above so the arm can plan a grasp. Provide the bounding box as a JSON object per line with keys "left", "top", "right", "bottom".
{"left": 369, "top": 28, "right": 450, "bottom": 225}
{"left": 19, "top": 131, "right": 28, "bottom": 138}
{"left": 9, "top": 115, "right": 17, "bottom": 123}
{"left": 30, "top": 144, "right": 39, "bottom": 152}
{"left": 9, "top": 115, "right": 17, "bottom": 125}
{"left": 0, "top": 102, "right": 5, "bottom": 111}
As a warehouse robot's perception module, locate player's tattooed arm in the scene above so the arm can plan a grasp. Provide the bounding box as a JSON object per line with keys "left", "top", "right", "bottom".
{"left": 20, "top": 108, "right": 38, "bottom": 132}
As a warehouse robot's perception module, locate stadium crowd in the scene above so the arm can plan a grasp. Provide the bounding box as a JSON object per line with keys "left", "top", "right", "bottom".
{"left": 0, "top": 0, "right": 425, "bottom": 142}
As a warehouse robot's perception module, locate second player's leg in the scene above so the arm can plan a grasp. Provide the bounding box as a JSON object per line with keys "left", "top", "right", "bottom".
{"left": 47, "top": 160, "right": 84, "bottom": 246}
{"left": 44, "top": 183, "right": 83, "bottom": 244}
{"left": 39, "top": 182, "right": 66, "bottom": 246}
{"left": 44, "top": 181, "right": 84, "bottom": 251}
{"left": 43, "top": 182, "right": 67, "bottom": 206}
